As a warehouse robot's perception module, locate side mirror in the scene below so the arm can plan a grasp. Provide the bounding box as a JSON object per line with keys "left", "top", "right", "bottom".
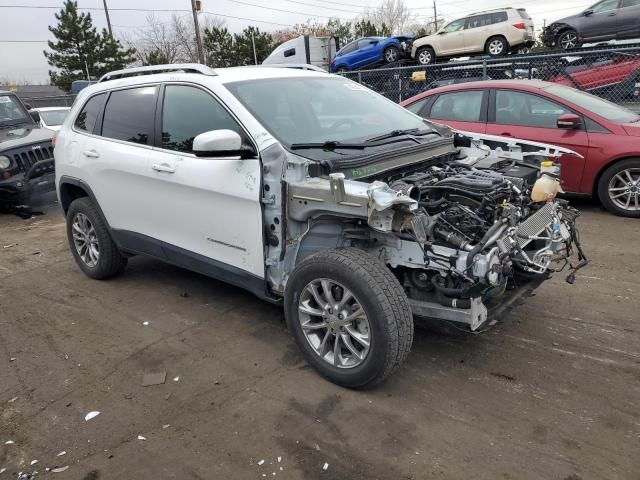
{"left": 369, "top": 40, "right": 379, "bottom": 45}
{"left": 557, "top": 113, "right": 582, "bottom": 129}
{"left": 438, "top": 30, "right": 447, "bottom": 35}
{"left": 29, "top": 111, "right": 41, "bottom": 123}
{"left": 193, "top": 129, "right": 255, "bottom": 158}
{"left": 583, "top": 9, "right": 593, "bottom": 16}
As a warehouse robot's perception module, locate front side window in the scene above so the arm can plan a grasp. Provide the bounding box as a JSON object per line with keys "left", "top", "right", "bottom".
{"left": 590, "top": 0, "right": 619, "bottom": 13}
{"left": 443, "top": 19, "right": 465, "bottom": 32}
{"left": 101, "top": 86, "right": 158, "bottom": 145}
{"left": 161, "top": 85, "right": 240, "bottom": 153}
{"left": 338, "top": 42, "right": 357, "bottom": 55}
{"left": 430, "top": 90, "right": 484, "bottom": 122}
{"left": 74, "top": 93, "right": 106, "bottom": 133}
{"left": 357, "top": 38, "right": 374, "bottom": 49}
{"left": 544, "top": 84, "right": 639, "bottom": 123}
{"left": 495, "top": 90, "right": 569, "bottom": 128}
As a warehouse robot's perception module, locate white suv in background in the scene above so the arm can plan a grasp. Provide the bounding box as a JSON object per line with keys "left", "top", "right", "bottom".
{"left": 412, "top": 8, "right": 535, "bottom": 65}
{"left": 54, "top": 64, "right": 585, "bottom": 388}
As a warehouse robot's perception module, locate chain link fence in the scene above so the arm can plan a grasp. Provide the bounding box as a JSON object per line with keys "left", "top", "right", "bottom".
{"left": 19, "top": 95, "right": 76, "bottom": 109}
{"left": 342, "top": 46, "right": 640, "bottom": 111}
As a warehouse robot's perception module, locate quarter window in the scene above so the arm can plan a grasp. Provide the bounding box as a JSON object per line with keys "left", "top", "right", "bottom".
{"left": 405, "top": 98, "right": 429, "bottom": 115}
{"left": 101, "top": 86, "right": 158, "bottom": 145}
{"left": 495, "top": 90, "right": 569, "bottom": 128}
{"left": 430, "top": 91, "right": 484, "bottom": 122}
{"left": 74, "top": 93, "right": 105, "bottom": 133}
{"left": 161, "top": 85, "right": 240, "bottom": 153}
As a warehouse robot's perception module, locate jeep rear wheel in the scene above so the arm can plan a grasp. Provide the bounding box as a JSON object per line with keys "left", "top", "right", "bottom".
{"left": 66, "top": 197, "right": 127, "bottom": 279}
{"left": 285, "top": 248, "right": 413, "bottom": 388}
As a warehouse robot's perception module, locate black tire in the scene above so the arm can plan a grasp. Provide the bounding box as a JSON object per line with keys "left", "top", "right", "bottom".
{"left": 336, "top": 66, "right": 349, "bottom": 74}
{"left": 597, "top": 158, "right": 640, "bottom": 218}
{"left": 66, "top": 197, "right": 127, "bottom": 279}
{"left": 557, "top": 30, "right": 581, "bottom": 50}
{"left": 383, "top": 45, "right": 400, "bottom": 63}
{"left": 284, "top": 248, "right": 414, "bottom": 388}
{"left": 416, "top": 46, "right": 435, "bottom": 65}
{"left": 486, "top": 36, "right": 508, "bottom": 57}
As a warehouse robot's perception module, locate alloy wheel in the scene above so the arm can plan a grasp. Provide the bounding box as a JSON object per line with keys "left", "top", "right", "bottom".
{"left": 608, "top": 168, "right": 640, "bottom": 212}
{"left": 298, "top": 279, "right": 371, "bottom": 369}
{"left": 71, "top": 212, "right": 100, "bottom": 267}
{"left": 385, "top": 48, "right": 398, "bottom": 62}
{"left": 488, "top": 39, "right": 504, "bottom": 55}
{"left": 418, "top": 50, "right": 432, "bottom": 65}
{"left": 560, "top": 32, "right": 578, "bottom": 49}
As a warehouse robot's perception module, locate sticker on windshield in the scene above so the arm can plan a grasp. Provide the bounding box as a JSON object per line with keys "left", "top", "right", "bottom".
{"left": 344, "top": 83, "right": 367, "bottom": 91}
{"left": 0, "top": 96, "right": 12, "bottom": 103}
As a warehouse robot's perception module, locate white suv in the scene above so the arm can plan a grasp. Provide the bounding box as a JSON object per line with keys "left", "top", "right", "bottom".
{"left": 55, "top": 64, "right": 586, "bottom": 388}
{"left": 412, "top": 8, "right": 535, "bottom": 65}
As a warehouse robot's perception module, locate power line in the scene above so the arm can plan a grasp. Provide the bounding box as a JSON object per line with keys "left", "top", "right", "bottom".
{"left": 219, "top": 0, "right": 356, "bottom": 19}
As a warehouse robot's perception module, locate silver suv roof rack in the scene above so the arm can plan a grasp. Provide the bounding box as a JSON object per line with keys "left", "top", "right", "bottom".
{"left": 98, "top": 63, "right": 217, "bottom": 83}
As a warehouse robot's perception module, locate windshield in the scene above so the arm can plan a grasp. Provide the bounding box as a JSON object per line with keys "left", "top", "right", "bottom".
{"left": 39, "top": 109, "right": 69, "bottom": 126}
{"left": 544, "top": 85, "right": 640, "bottom": 123}
{"left": 225, "top": 77, "right": 434, "bottom": 148}
{"left": 0, "top": 94, "right": 31, "bottom": 127}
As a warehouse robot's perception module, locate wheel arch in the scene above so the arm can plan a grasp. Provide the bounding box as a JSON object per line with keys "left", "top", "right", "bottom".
{"left": 58, "top": 176, "right": 112, "bottom": 230}
{"left": 486, "top": 35, "right": 509, "bottom": 49}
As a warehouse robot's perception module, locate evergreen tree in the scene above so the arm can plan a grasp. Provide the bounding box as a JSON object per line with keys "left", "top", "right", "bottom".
{"left": 143, "top": 49, "right": 170, "bottom": 66}
{"left": 203, "top": 26, "right": 235, "bottom": 67}
{"left": 44, "top": 0, "right": 135, "bottom": 90}
{"left": 231, "top": 27, "right": 274, "bottom": 66}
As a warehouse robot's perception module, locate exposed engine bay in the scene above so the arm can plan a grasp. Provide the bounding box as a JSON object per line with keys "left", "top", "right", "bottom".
{"left": 262, "top": 131, "right": 588, "bottom": 331}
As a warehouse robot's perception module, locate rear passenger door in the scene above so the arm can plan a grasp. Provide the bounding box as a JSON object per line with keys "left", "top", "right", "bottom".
{"left": 81, "top": 85, "right": 158, "bottom": 235}
{"left": 463, "top": 14, "right": 493, "bottom": 54}
{"left": 145, "top": 83, "right": 264, "bottom": 277}
{"left": 425, "top": 89, "right": 487, "bottom": 133}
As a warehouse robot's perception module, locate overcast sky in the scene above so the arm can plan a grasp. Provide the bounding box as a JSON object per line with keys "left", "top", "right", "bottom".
{"left": 0, "top": 0, "right": 595, "bottom": 84}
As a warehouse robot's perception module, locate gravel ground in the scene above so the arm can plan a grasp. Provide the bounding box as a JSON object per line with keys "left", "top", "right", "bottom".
{"left": 1, "top": 199, "right": 639, "bottom": 480}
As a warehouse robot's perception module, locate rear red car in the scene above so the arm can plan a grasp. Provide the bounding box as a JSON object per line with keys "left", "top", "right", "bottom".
{"left": 401, "top": 80, "right": 640, "bottom": 217}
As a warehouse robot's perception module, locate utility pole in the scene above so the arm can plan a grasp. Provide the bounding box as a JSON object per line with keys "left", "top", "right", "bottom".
{"left": 251, "top": 31, "right": 258, "bottom": 65}
{"left": 433, "top": 0, "right": 438, "bottom": 33}
{"left": 191, "top": 0, "right": 205, "bottom": 64}
{"left": 102, "top": 0, "right": 112, "bottom": 37}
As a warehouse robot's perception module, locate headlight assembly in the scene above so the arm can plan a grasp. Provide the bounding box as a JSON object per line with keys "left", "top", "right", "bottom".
{"left": 0, "top": 155, "right": 11, "bottom": 169}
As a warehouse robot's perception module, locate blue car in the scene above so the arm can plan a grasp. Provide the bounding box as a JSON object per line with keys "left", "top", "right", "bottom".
{"left": 330, "top": 35, "right": 414, "bottom": 73}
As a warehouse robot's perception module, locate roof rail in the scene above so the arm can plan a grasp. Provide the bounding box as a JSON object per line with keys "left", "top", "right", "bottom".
{"left": 98, "top": 63, "right": 216, "bottom": 83}
{"left": 259, "top": 63, "right": 327, "bottom": 73}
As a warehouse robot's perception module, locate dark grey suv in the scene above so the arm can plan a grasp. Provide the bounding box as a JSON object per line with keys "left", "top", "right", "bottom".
{"left": 542, "top": 0, "right": 640, "bottom": 49}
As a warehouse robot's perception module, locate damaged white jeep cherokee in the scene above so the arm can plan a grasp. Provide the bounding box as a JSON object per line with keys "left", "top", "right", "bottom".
{"left": 55, "top": 64, "right": 587, "bottom": 388}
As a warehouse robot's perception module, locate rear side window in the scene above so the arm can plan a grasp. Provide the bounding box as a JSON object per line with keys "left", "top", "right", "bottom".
{"left": 621, "top": 0, "right": 640, "bottom": 6}
{"left": 430, "top": 91, "right": 484, "bottom": 122}
{"left": 466, "top": 14, "right": 491, "bottom": 29}
{"left": 491, "top": 11, "right": 508, "bottom": 23}
{"left": 101, "top": 86, "right": 158, "bottom": 145}
{"left": 161, "top": 85, "right": 240, "bottom": 153}
{"left": 74, "top": 93, "right": 105, "bottom": 133}
{"left": 517, "top": 9, "right": 531, "bottom": 19}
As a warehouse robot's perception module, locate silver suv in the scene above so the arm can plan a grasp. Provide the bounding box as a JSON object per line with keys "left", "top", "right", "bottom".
{"left": 412, "top": 8, "right": 535, "bottom": 65}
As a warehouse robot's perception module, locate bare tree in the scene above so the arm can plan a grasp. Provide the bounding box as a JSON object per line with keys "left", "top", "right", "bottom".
{"left": 365, "top": 0, "right": 412, "bottom": 34}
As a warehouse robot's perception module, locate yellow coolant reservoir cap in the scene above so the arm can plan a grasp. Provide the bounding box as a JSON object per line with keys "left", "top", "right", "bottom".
{"left": 540, "top": 161, "right": 554, "bottom": 167}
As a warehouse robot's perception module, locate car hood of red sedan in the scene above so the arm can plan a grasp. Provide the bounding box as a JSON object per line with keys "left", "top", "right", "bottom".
{"left": 622, "top": 123, "right": 640, "bottom": 137}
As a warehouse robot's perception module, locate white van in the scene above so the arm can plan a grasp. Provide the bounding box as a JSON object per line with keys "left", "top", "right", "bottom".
{"left": 263, "top": 36, "right": 340, "bottom": 71}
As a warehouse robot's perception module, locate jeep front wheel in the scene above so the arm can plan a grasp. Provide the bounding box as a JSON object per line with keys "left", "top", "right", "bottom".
{"left": 284, "top": 248, "right": 413, "bottom": 388}
{"left": 66, "top": 197, "right": 127, "bottom": 279}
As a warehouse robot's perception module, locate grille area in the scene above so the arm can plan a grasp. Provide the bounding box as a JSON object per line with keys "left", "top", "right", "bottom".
{"left": 12, "top": 144, "right": 54, "bottom": 173}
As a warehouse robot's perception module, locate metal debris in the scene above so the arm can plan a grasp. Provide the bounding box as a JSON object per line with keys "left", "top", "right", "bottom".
{"left": 142, "top": 372, "right": 166, "bottom": 387}
{"left": 137, "top": 435, "right": 146, "bottom": 441}
{"left": 8, "top": 397, "right": 18, "bottom": 403}
{"left": 277, "top": 457, "right": 281, "bottom": 463}
{"left": 30, "top": 460, "right": 38, "bottom": 465}
{"left": 9, "top": 358, "right": 16, "bottom": 362}
{"left": 51, "top": 466, "right": 69, "bottom": 473}
{"left": 84, "top": 411, "right": 100, "bottom": 421}
{"left": 4, "top": 440, "right": 14, "bottom": 445}
{"left": 162, "top": 424, "right": 170, "bottom": 429}
{"left": 0, "top": 468, "right": 5, "bottom": 474}
{"left": 142, "top": 321, "right": 149, "bottom": 326}
{"left": 3, "top": 243, "right": 16, "bottom": 248}
{"left": 56, "top": 451, "right": 66, "bottom": 457}
{"left": 172, "top": 376, "right": 179, "bottom": 382}
{"left": 257, "top": 460, "right": 265, "bottom": 466}
{"left": 322, "top": 463, "right": 329, "bottom": 471}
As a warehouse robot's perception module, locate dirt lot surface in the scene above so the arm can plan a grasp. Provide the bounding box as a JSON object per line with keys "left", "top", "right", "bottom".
{"left": 1, "top": 200, "right": 639, "bottom": 480}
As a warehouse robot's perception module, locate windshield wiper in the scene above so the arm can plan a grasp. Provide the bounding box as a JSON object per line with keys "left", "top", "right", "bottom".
{"left": 365, "top": 128, "right": 436, "bottom": 143}
{"left": 290, "top": 140, "right": 368, "bottom": 151}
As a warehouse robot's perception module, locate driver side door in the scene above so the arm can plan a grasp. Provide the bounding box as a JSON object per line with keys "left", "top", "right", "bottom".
{"left": 352, "top": 38, "right": 379, "bottom": 67}
{"left": 579, "top": 0, "right": 620, "bottom": 41}
{"left": 145, "top": 83, "right": 264, "bottom": 277}
{"left": 435, "top": 18, "right": 467, "bottom": 56}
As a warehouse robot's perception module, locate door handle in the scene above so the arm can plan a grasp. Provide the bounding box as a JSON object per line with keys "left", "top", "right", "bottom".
{"left": 500, "top": 132, "right": 513, "bottom": 137}
{"left": 83, "top": 149, "right": 100, "bottom": 158}
{"left": 608, "top": 12, "right": 616, "bottom": 15}
{"left": 151, "top": 163, "right": 176, "bottom": 173}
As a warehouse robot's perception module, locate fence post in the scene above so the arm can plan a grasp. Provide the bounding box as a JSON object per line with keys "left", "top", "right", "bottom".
{"left": 398, "top": 67, "right": 402, "bottom": 103}
{"left": 358, "top": 71, "right": 362, "bottom": 84}
{"left": 482, "top": 60, "right": 487, "bottom": 80}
